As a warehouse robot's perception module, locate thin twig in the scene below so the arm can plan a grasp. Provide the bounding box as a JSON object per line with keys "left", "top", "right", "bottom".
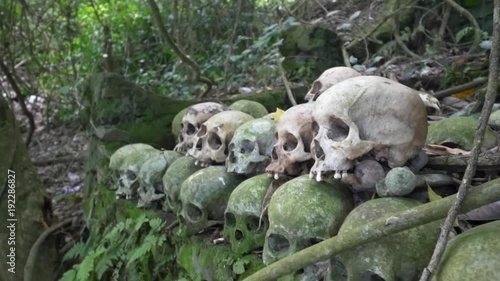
{"left": 146, "top": 0, "right": 213, "bottom": 99}
{"left": 438, "top": 4, "right": 451, "bottom": 40}
{"left": 223, "top": 0, "right": 243, "bottom": 92}
{"left": 433, "top": 77, "right": 488, "bottom": 99}
{"left": 444, "top": 0, "right": 482, "bottom": 53}
{"left": 419, "top": 2, "right": 499, "bottom": 280}
{"left": 278, "top": 62, "right": 297, "bottom": 106}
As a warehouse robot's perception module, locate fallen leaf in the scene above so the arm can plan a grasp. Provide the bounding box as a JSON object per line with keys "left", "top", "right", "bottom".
{"left": 459, "top": 201, "right": 500, "bottom": 221}
{"left": 451, "top": 88, "right": 475, "bottom": 99}
{"left": 274, "top": 108, "right": 285, "bottom": 121}
{"left": 423, "top": 144, "right": 471, "bottom": 156}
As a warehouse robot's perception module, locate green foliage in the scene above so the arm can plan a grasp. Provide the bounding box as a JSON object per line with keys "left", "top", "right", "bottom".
{"left": 59, "top": 214, "right": 173, "bottom": 281}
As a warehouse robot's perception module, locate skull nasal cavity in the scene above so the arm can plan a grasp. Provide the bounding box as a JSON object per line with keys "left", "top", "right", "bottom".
{"left": 225, "top": 212, "right": 236, "bottom": 226}
{"left": 327, "top": 118, "right": 349, "bottom": 141}
{"left": 235, "top": 229, "right": 243, "bottom": 241}
{"left": 247, "top": 215, "right": 262, "bottom": 232}
{"left": 186, "top": 204, "right": 202, "bottom": 221}
{"left": 313, "top": 140, "right": 325, "bottom": 159}
{"left": 283, "top": 134, "right": 298, "bottom": 151}
{"left": 268, "top": 233, "right": 290, "bottom": 254}
{"left": 187, "top": 123, "right": 197, "bottom": 135}
{"left": 208, "top": 133, "right": 222, "bottom": 150}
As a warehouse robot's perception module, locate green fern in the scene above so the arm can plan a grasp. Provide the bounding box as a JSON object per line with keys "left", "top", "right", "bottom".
{"left": 63, "top": 241, "right": 87, "bottom": 261}
{"left": 456, "top": 26, "right": 476, "bottom": 43}
{"left": 58, "top": 268, "right": 77, "bottom": 281}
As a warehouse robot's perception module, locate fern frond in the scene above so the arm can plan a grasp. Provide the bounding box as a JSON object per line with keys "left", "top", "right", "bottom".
{"left": 63, "top": 241, "right": 87, "bottom": 261}
{"left": 76, "top": 247, "right": 105, "bottom": 281}
{"left": 58, "top": 268, "right": 77, "bottom": 281}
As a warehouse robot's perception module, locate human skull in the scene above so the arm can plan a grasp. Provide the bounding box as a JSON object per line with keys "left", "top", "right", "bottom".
{"left": 226, "top": 118, "right": 276, "bottom": 175}
{"left": 332, "top": 197, "right": 440, "bottom": 281}
{"left": 433, "top": 221, "right": 500, "bottom": 281}
{"left": 162, "top": 156, "right": 203, "bottom": 215}
{"left": 263, "top": 176, "right": 353, "bottom": 280}
{"left": 266, "top": 103, "right": 315, "bottom": 180}
{"left": 174, "top": 102, "right": 228, "bottom": 153}
{"left": 310, "top": 76, "right": 428, "bottom": 181}
{"left": 136, "top": 150, "right": 182, "bottom": 208}
{"left": 229, "top": 99, "right": 269, "bottom": 118}
{"left": 305, "top": 67, "right": 361, "bottom": 102}
{"left": 179, "top": 166, "right": 246, "bottom": 233}
{"left": 109, "top": 144, "right": 161, "bottom": 198}
{"left": 109, "top": 143, "right": 156, "bottom": 187}
{"left": 187, "top": 111, "right": 254, "bottom": 166}
{"left": 341, "top": 159, "right": 387, "bottom": 192}
{"left": 224, "top": 174, "right": 272, "bottom": 255}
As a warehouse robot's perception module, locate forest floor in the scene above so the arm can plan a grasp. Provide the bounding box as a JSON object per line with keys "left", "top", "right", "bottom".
{"left": 13, "top": 96, "right": 87, "bottom": 225}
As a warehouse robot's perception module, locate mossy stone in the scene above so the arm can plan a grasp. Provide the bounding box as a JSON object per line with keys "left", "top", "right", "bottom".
{"left": 426, "top": 116, "right": 497, "bottom": 150}
{"left": 172, "top": 107, "right": 189, "bottom": 137}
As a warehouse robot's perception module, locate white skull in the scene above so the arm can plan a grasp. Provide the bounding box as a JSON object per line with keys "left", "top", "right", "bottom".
{"left": 136, "top": 150, "right": 182, "bottom": 208}
{"left": 305, "top": 66, "right": 361, "bottom": 102}
{"left": 226, "top": 118, "right": 276, "bottom": 175}
{"left": 187, "top": 111, "right": 254, "bottom": 166}
{"left": 109, "top": 144, "right": 161, "bottom": 199}
{"left": 174, "top": 102, "right": 228, "bottom": 153}
{"left": 265, "top": 103, "right": 315, "bottom": 180}
{"left": 310, "top": 76, "right": 428, "bottom": 181}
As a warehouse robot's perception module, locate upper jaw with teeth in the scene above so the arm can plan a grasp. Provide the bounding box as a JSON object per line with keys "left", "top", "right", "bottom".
{"left": 309, "top": 170, "right": 351, "bottom": 182}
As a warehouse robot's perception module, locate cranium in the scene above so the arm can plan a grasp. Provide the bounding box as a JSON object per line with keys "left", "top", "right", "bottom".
{"left": 136, "top": 150, "right": 182, "bottom": 208}
{"left": 310, "top": 76, "right": 428, "bottom": 181}
{"left": 332, "top": 197, "right": 440, "bottom": 281}
{"left": 229, "top": 99, "right": 269, "bottom": 118}
{"left": 305, "top": 66, "right": 361, "bottom": 102}
{"left": 263, "top": 176, "right": 354, "bottom": 280}
{"left": 109, "top": 143, "right": 161, "bottom": 199}
{"left": 266, "top": 103, "right": 315, "bottom": 180}
{"left": 226, "top": 118, "right": 276, "bottom": 175}
{"left": 174, "top": 102, "right": 228, "bottom": 153}
{"left": 162, "top": 156, "right": 203, "bottom": 215}
{"left": 187, "top": 111, "right": 254, "bottom": 166}
{"left": 224, "top": 174, "right": 272, "bottom": 255}
{"left": 179, "top": 166, "right": 246, "bottom": 233}
{"left": 434, "top": 221, "right": 500, "bottom": 281}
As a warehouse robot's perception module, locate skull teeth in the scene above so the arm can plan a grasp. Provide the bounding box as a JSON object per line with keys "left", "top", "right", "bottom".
{"left": 316, "top": 171, "right": 322, "bottom": 182}
{"left": 334, "top": 171, "right": 342, "bottom": 179}
{"left": 195, "top": 160, "right": 199, "bottom": 166}
{"left": 267, "top": 173, "right": 273, "bottom": 178}
{"left": 309, "top": 172, "right": 314, "bottom": 179}
{"left": 274, "top": 173, "right": 279, "bottom": 180}
{"left": 342, "top": 171, "right": 348, "bottom": 178}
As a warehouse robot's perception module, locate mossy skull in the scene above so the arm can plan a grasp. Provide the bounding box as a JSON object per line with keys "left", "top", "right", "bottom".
{"left": 333, "top": 197, "right": 440, "bottom": 281}
{"left": 162, "top": 156, "right": 203, "bottom": 215}
{"left": 224, "top": 174, "right": 272, "bottom": 255}
{"left": 433, "top": 221, "right": 500, "bottom": 281}
{"left": 136, "top": 150, "right": 182, "bottom": 208}
{"left": 226, "top": 118, "right": 276, "bottom": 175}
{"left": 179, "top": 166, "right": 246, "bottom": 233}
{"left": 109, "top": 143, "right": 161, "bottom": 199}
{"left": 229, "top": 99, "right": 269, "bottom": 118}
{"left": 305, "top": 66, "right": 361, "bottom": 102}
{"left": 263, "top": 176, "right": 354, "bottom": 280}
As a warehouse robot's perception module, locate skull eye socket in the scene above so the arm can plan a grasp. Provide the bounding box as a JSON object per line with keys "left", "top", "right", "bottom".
{"left": 225, "top": 212, "right": 236, "bottom": 226}
{"left": 186, "top": 123, "right": 197, "bottom": 135}
{"left": 153, "top": 181, "right": 163, "bottom": 192}
{"left": 240, "top": 139, "right": 255, "bottom": 154}
{"left": 283, "top": 133, "right": 298, "bottom": 151}
{"left": 247, "top": 215, "right": 264, "bottom": 233}
{"left": 208, "top": 133, "right": 222, "bottom": 150}
{"left": 125, "top": 170, "right": 137, "bottom": 180}
{"left": 362, "top": 271, "right": 385, "bottom": 281}
{"left": 327, "top": 118, "right": 349, "bottom": 141}
{"left": 186, "top": 203, "right": 202, "bottom": 221}
{"left": 268, "top": 233, "right": 290, "bottom": 254}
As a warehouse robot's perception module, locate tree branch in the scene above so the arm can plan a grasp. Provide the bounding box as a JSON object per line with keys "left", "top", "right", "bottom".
{"left": 0, "top": 60, "right": 35, "bottom": 146}
{"left": 444, "top": 0, "right": 482, "bottom": 53}
{"left": 146, "top": 0, "right": 213, "bottom": 99}
{"left": 243, "top": 178, "right": 500, "bottom": 281}
{"left": 419, "top": 1, "right": 499, "bottom": 280}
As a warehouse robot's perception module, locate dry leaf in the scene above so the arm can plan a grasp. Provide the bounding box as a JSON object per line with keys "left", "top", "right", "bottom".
{"left": 459, "top": 201, "right": 500, "bottom": 221}
{"left": 451, "top": 88, "right": 475, "bottom": 99}
{"left": 274, "top": 108, "right": 285, "bottom": 121}
{"left": 423, "top": 144, "right": 471, "bottom": 156}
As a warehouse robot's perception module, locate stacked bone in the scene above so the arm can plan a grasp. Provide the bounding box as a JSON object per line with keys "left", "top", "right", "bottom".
{"left": 107, "top": 67, "right": 498, "bottom": 281}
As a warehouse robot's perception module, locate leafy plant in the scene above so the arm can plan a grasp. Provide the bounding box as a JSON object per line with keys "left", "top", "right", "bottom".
{"left": 59, "top": 214, "right": 173, "bottom": 281}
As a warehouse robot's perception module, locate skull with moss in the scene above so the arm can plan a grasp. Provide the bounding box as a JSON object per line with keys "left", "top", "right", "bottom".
{"left": 263, "top": 176, "right": 354, "bottom": 280}
{"left": 226, "top": 118, "right": 276, "bottom": 175}
{"left": 224, "top": 174, "right": 272, "bottom": 255}
{"left": 179, "top": 166, "right": 246, "bottom": 233}
{"left": 109, "top": 143, "right": 161, "bottom": 199}
{"left": 136, "top": 150, "right": 182, "bottom": 208}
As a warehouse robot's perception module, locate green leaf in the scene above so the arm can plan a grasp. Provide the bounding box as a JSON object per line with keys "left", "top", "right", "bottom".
{"left": 232, "top": 260, "right": 249, "bottom": 275}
